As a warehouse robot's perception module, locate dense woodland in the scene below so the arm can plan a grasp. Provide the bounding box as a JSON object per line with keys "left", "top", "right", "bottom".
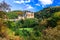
{"left": 0, "top": 6, "right": 60, "bottom": 40}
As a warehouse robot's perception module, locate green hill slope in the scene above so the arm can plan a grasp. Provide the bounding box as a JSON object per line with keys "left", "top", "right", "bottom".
{"left": 35, "top": 6, "right": 60, "bottom": 19}
{"left": 6, "top": 10, "right": 23, "bottom": 19}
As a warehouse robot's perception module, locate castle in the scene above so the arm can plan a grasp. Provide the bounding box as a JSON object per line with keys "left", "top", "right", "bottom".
{"left": 0, "top": 1, "right": 34, "bottom": 21}
{"left": 18, "top": 11, "right": 34, "bottom": 20}
{"left": 4, "top": 11, "right": 34, "bottom": 21}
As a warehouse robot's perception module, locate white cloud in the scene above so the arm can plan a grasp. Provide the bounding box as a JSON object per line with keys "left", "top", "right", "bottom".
{"left": 35, "top": 4, "right": 40, "bottom": 6}
{"left": 27, "top": 6, "right": 33, "bottom": 9}
{"left": 39, "top": 0, "right": 53, "bottom": 5}
{"left": 25, "top": 4, "right": 34, "bottom": 9}
{"left": 14, "top": 0, "right": 24, "bottom": 4}
{"left": 24, "top": 4, "right": 34, "bottom": 11}
{"left": 14, "top": 0, "right": 31, "bottom": 4}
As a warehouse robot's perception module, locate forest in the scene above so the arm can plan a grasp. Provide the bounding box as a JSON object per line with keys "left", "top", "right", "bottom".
{"left": 0, "top": 6, "right": 60, "bottom": 40}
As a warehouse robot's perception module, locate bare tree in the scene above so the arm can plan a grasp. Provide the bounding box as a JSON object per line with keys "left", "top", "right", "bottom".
{"left": 0, "top": 1, "right": 11, "bottom": 12}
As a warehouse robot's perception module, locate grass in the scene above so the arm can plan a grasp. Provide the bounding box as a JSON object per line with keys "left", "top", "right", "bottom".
{"left": 19, "top": 28, "right": 33, "bottom": 32}
{"left": 14, "top": 28, "right": 33, "bottom": 36}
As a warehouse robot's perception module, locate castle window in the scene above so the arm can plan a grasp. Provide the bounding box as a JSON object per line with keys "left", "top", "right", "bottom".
{"left": 27, "top": 14, "right": 31, "bottom": 17}
{"left": 31, "top": 14, "right": 33, "bottom": 16}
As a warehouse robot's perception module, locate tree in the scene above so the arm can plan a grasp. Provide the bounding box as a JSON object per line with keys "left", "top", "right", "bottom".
{"left": 0, "top": 18, "right": 7, "bottom": 37}
{"left": 0, "top": 11, "right": 8, "bottom": 37}
{"left": 0, "top": 1, "right": 11, "bottom": 12}
{"left": 22, "top": 19, "right": 38, "bottom": 28}
{"left": 7, "top": 11, "right": 18, "bottom": 19}
{"left": 0, "top": 11, "right": 7, "bottom": 18}
{"left": 53, "top": 12, "right": 60, "bottom": 19}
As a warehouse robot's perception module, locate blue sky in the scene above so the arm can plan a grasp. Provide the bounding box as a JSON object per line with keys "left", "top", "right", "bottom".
{"left": 0, "top": 0, "right": 60, "bottom": 12}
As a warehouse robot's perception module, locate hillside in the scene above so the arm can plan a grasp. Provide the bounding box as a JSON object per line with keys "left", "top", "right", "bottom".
{"left": 0, "top": 6, "right": 60, "bottom": 40}
{"left": 35, "top": 6, "right": 60, "bottom": 19}
{"left": 6, "top": 10, "right": 24, "bottom": 19}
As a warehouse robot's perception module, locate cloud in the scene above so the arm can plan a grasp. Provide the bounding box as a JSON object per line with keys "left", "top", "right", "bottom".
{"left": 35, "top": 4, "right": 40, "bottom": 6}
{"left": 14, "top": 0, "right": 31, "bottom": 4}
{"left": 14, "top": 0, "right": 24, "bottom": 4}
{"left": 24, "top": 4, "right": 34, "bottom": 12}
{"left": 25, "top": 4, "right": 34, "bottom": 10}
{"left": 14, "top": 0, "right": 34, "bottom": 11}
{"left": 39, "top": 0, "right": 53, "bottom": 5}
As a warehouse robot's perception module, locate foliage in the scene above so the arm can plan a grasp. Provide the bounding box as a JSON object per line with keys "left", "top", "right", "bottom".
{"left": 0, "top": 11, "right": 7, "bottom": 18}
{"left": 16, "top": 19, "right": 38, "bottom": 28}
{"left": 6, "top": 10, "right": 24, "bottom": 19}
{"left": 47, "top": 18, "right": 57, "bottom": 28}
{"left": 42, "top": 25, "right": 60, "bottom": 40}
{"left": 35, "top": 6, "right": 60, "bottom": 19}
{"left": 1, "top": 6, "right": 60, "bottom": 40}
{"left": 53, "top": 12, "right": 60, "bottom": 18}
{"left": 0, "top": 11, "right": 9, "bottom": 38}
{"left": 6, "top": 11, "right": 18, "bottom": 19}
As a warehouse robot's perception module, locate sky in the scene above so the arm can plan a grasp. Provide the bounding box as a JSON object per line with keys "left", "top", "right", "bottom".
{"left": 0, "top": 0, "right": 60, "bottom": 12}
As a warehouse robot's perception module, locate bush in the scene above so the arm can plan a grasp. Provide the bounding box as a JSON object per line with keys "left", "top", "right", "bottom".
{"left": 0, "top": 11, "right": 6, "bottom": 18}
{"left": 42, "top": 25, "right": 60, "bottom": 40}
{"left": 47, "top": 18, "right": 57, "bottom": 28}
